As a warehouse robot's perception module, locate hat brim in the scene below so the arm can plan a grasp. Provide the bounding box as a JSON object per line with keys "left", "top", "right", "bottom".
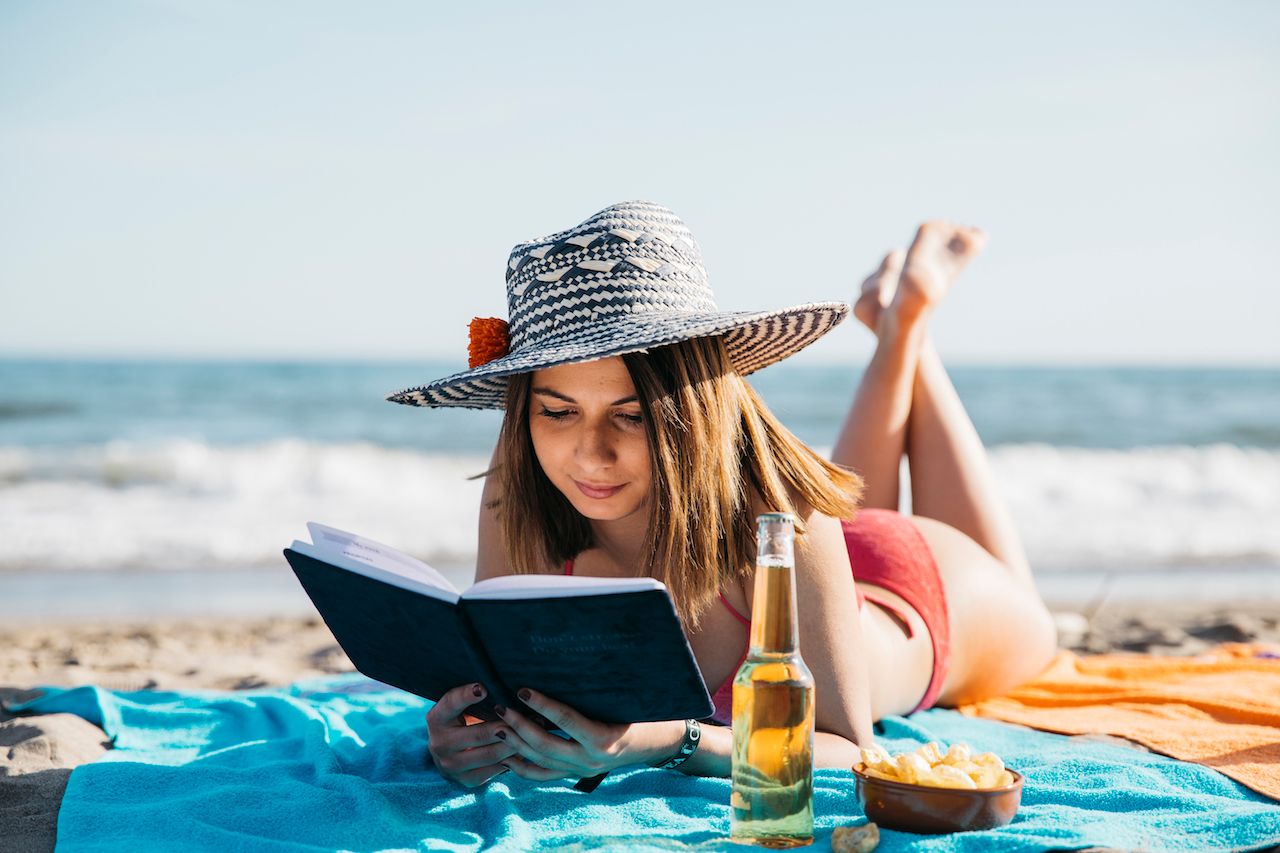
{"left": 386, "top": 301, "right": 850, "bottom": 409}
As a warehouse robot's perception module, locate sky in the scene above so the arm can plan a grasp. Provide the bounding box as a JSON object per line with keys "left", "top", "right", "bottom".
{"left": 1, "top": 0, "right": 1277, "bottom": 366}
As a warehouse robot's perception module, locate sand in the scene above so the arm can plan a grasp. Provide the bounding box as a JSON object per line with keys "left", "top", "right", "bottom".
{"left": 3, "top": 606, "right": 1279, "bottom": 852}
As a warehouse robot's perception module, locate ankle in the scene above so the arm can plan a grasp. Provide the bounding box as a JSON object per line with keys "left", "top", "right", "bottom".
{"left": 876, "top": 302, "right": 930, "bottom": 341}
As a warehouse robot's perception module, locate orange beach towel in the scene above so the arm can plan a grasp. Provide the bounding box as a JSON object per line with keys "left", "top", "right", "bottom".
{"left": 958, "top": 643, "right": 1280, "bottom": 801}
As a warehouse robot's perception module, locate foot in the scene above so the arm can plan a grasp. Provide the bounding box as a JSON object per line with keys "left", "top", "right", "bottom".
{"left": 852, "top": 249, "right": 904, "bottom": 332}
{"left": 889, "top": 221, "right": 987, "bottom": 321}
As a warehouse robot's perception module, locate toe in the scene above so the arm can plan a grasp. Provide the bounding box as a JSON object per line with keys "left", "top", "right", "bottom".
{"left": 946, "top": 226, "right": 987, "bottom": 257}
{"left": 913, "top": 221, "right": 951, "bottom": 247}
{"left": 878, "top": 248, "right": 906, "bottom": 272}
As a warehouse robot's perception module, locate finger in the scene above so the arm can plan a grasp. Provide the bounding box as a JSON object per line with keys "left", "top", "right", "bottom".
{"left": 448, "top": 740, "right": 523, "bottom": 773}
{"left": 427, "top": 683, "right": 488, "bottom": 727}
{"left": 502, "top": 755, "right": 575, "bottom": 783}
{"left": 516, "top": 688, "right": 600, "bottom": 744}
{"left": 447, "top": 721, "right": 509, "bottom": 750}
{"left": 499, "top": 731, "right": 581, "bottom": 774}
{"left": 496, "top": 705, "right": 583, "bottom": 768}
{"left": 453, "top": 764, "right": 512, "bottom": 789}
{"left": 431, "top": 723, "right": 523, "bottom": 772}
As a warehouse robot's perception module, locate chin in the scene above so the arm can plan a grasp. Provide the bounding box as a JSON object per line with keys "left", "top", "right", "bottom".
{"left": 568, "top": 499, "right": 643, "bottom": 522}
{"left": 559, "top": 487, "right": 647, "bottom": 523}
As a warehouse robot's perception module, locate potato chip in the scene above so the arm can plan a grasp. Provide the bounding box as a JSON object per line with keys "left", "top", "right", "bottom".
{"left": 863, "top": 766, "right": 900, "bottom": 782}
{"left": 860, "top": 745, "right": 892, "bottom": 771}
{"left": 970, "top": 765, "right": 1002, "bottom": 789}
{"left": 918, "top": 764, "right": 977, "bottom": 789}
{"left": 895, "top": 752, "right": 931, "bottom": 785}
{"left": 831, "top": 821, "right": 880, "bottom": 853}
{"left": 852, "top": 741, "right": 1013, "bottom": 790}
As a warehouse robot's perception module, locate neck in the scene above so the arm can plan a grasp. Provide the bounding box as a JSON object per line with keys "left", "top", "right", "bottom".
{"left": 588, "top": 513, "right": 649, "bottom": 577}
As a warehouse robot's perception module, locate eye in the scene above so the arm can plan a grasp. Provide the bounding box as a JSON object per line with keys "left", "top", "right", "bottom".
{"left": 616, "top": 412, "right": 643, "bottom": 426}
{"left": 537, "top": 406, "right": 574, "bottom": 421}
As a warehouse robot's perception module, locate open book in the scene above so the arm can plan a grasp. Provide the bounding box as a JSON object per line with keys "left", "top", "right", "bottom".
{"left": 283, "top": 523, "right": 713, "bottom": 725}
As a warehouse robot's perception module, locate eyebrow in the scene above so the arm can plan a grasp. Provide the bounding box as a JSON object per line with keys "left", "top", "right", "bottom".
{"left": 532, "top": 387, "right": 639, "bottom": 406}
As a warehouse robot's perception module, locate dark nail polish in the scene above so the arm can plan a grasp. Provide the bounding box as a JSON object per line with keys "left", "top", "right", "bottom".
{"left": 518, "top": 688, "right": 531, "bottom": 702}
{"left": 496, "top": 730, "right": 507, "bottom": 740}
{"left": 472, "top": 684, "right": 484, "bottom": 698}
{"left": 495, "top": 705, "right": 506, "bottom": 717}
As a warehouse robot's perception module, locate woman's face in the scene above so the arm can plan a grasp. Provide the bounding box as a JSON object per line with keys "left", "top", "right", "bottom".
{"left": 527, "top": 357, "right": 651, "bottom": 525}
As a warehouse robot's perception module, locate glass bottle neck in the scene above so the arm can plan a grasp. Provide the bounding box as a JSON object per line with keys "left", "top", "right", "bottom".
{"left": 748, "top": 561, "right": 800, "bottom": 655}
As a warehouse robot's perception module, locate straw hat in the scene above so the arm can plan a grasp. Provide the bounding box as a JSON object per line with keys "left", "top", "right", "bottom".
{"left": 387, "top": 200, "right": 848, "bottom": 409}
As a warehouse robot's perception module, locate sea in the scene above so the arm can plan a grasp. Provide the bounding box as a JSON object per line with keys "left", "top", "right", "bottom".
{"left": 1, "top": 358, "right": 1277, "bottom": 619}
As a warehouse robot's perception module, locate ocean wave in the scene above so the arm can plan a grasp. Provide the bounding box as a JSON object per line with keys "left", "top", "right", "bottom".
{"left": 985, "top": 443, "right": 1280, "bottom": 569}
{"left": 0, "top": 440, "right": 1277, "bottom": 573}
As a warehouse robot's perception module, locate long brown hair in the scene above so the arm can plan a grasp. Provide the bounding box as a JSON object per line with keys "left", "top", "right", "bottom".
{"left": 493, "top": 336, "right": 863, "bottom": 628}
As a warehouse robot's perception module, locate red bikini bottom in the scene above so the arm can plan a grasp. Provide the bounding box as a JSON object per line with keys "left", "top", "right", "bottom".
{"left": 706, "top": 508, "right": 951, "bottom": 725}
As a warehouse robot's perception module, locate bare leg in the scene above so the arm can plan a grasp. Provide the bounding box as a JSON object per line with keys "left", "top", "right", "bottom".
{"left": 830, "top": 250, "right": 916, "bottom": 511}
{"left": 833, "top": 222, "right": 1029, "bottom": 578}
{"left": 836, "top": 223, "right": 1055, "bottom": 704}
{"left": 907, "top": 339, "right": 1032, "bottom": 582}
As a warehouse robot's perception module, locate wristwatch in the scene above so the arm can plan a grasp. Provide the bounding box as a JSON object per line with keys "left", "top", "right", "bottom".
{"left": 649, "top": 719, "right": 702, "bottom": 770}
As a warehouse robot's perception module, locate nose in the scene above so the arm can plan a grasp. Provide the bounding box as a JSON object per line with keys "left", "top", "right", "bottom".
{"left": 574, "top": 419, "right": 617, "bottom": 471}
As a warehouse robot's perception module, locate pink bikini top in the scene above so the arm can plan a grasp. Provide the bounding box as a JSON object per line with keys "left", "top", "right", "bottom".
{"left": 560, "top": 557, "right": 906, "bottom": 726}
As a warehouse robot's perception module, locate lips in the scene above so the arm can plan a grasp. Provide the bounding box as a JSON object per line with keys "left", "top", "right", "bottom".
{"left": 574, "top": 480, "right": 626, "bottom": 500}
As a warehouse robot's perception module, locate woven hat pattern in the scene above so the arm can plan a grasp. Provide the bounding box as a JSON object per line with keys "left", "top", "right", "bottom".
{"left": 388, "top": 200, "right": 848, "bottom": 409}
{"left": 504, "top": 201, "right": 714, "bottom": 350}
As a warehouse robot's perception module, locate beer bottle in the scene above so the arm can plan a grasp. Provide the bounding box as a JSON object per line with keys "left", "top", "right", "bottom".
{"left": 729, "top": 512, "right": 815, "bottom": 848}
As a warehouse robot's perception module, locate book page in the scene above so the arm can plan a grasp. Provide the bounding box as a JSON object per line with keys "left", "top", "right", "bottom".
{"left": 304, "top": 522, "right": 460, "bottom": 596}
{"left": 289, "top": 540, "right": 462, "bottom": 604}
{"left": 463, "top": 573, "right": 664, "bottom": 600}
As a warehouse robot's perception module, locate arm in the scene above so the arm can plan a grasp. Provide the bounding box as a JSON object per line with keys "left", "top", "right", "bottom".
{"left": 792, "top": 507, "right": 878, "bottom": 749}
{"left": 474, "top": 440, "right": 508, "bottom": 583}
{"left": 673, "top": 508, "right": 873, "bottom": 776}
{"left": 501, "top": 507, "right": 873, "bottom": 780}
{"left": 671, "top": 727, "right": 860, "bottom": 777}
{"left": 497, "top": 701, "right": 861, "bottom": 780}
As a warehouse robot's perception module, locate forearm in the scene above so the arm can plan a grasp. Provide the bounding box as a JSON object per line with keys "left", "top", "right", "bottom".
{"left": 631, "top": 721, "right": 861, "bottom": 778}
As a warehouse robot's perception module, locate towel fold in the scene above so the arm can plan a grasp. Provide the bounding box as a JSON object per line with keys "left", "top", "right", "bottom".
{"left": 958, "top": 642, "right": 1280, "bottom": 801}
{"left": 8, "top": 672, "right": 1280, "bottom": 852}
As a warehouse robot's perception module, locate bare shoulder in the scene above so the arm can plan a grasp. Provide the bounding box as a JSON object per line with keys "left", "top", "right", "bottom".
{"left": 474, "top": 465, "right": 511, "bottom": 583}
{"left": 792, "top": 507, "right": 853, "bottom": 585}
{"left": 745, "top": 489, "right": 850, "bottom": 590}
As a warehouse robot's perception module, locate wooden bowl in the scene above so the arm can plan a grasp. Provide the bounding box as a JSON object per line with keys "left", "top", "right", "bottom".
{"left": 851, "top": 766, "right": 1023, "bottom": 834}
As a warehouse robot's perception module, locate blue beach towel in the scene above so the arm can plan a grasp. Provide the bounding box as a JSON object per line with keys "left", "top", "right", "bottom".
{"left": 8, "top": 674, "right": 1280, "bottom": 852}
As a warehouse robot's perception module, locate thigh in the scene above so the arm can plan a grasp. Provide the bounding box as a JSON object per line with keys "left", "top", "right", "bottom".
{"left": 908, "top": 515, "right": 1057, "bottom": 707}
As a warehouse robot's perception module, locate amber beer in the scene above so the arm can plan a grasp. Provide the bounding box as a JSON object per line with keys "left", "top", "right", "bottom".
{"left": 730, "top": 513, "right": 815, "bottom": 848}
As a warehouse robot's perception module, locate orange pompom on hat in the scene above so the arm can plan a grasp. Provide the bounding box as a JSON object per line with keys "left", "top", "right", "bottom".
{"left": 467, "top": 318, "right": 510, "bottom": 369}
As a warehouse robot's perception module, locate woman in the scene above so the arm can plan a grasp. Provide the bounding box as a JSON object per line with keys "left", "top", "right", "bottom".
{"left": 387, "top": 201, "right": 1057, "bottom": 788}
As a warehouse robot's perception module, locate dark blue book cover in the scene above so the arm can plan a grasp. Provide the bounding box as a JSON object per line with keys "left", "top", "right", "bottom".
{"left": 284, "top": 547, "right": 713, "bottom": 725}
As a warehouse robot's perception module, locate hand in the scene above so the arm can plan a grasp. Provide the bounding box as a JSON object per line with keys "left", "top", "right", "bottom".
{"left": 425, "top": 683, "right": 526, "bottom": 788}
{"left": 494, "top": 687, "right": 684, "bottom": 781}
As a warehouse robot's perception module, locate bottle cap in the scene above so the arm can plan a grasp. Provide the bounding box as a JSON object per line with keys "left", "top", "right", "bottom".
{"left": 756, "top": 512, "right": 797, "bottom": 524}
